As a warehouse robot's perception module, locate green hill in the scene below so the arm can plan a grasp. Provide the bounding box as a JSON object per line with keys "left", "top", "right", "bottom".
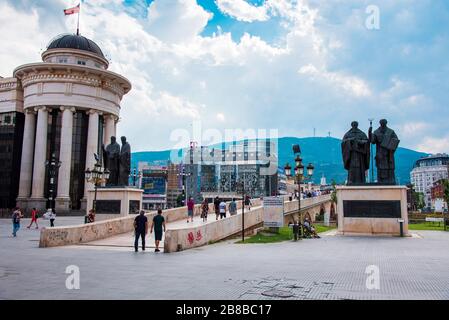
{"left": 131, "top": 137, "right": 428, "bottom": 184}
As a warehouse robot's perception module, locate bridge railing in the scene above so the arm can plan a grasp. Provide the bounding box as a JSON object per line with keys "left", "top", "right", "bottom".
{"left": 164, "top": 195, "right": 332, "bottom": 252}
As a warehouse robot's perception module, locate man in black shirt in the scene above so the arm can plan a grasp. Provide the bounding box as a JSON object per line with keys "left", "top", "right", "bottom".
{"left": 151, "top": 209, "right": 166, "bottom": 252}
{"left": 214, "top": 196, "right": 220, "bottom": 221}
{"left": 134, "top": 210, "right": 148, "bottom": 252}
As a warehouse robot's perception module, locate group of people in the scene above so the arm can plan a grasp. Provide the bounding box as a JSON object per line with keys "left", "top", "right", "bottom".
{"left": 290, "top": 189, "right": 327, "bottom": 201}
{"left": 289, "top": 216, "right": 321, "bottom": 239}
{"left": 187, "top": 196, "right": 253, "bottom": 223}
{"left": 133, "top": 209, "right": 166, "bottom": 252}
{"left": 11, "top": 207, "right": 56, "bottom": 237}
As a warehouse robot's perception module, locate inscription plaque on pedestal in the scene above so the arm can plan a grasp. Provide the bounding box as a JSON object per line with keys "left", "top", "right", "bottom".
{"left": 129, "top": 200, "right": 141, "bottom": 214}
{"left": 96, "top": 200, "right": 121, "bottom": 214}
{"left": 343, "top": 200, "right": 401, "bottom": 218}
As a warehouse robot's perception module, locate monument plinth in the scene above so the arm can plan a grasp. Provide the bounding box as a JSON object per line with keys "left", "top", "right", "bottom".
{"left": 336, "top": 185, "right": 409, "bottom": 236}
{"left": 87, "top": 187, "right": 143, "bottom": 221}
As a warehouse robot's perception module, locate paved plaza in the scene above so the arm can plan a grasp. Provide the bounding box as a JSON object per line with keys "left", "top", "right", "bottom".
{"left": 1, "top": 217, "right": 449, "bottom": 300}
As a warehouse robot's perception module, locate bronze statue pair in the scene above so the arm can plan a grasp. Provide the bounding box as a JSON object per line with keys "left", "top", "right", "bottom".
{"left": 342, "top": 119, "right": 399, "bottom": 185}
{"left": 103, "top": 136, "right": 131, "bottom": 186}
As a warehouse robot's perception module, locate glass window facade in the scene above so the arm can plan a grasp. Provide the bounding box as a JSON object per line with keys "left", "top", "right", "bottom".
{"left": 44, "top": 109, "right": 62, "bottom": 208}
{"left": 0, "top": 112, "right": 24, "bottom": 209}
{"left": 69, "top": 111, "right": 88, "bottom": 210}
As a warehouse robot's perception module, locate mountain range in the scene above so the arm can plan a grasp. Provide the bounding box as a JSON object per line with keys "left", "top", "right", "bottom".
{"left": 131, "top": 137, "right": 429, "bottom": 184}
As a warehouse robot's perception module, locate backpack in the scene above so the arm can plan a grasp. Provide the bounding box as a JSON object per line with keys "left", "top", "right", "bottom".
{"left": 12, "top": 211, "right": 20, "bottom": 224}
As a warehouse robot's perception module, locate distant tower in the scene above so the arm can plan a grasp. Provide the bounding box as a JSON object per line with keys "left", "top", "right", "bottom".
{"left": 313, "top": 128, "right": 316, "bottom": 137}
{"left": 328, "top": 131, "right": 331, "bottom": 138}
{"left": 320, "top": 173, "right": 327, "bottom": 186}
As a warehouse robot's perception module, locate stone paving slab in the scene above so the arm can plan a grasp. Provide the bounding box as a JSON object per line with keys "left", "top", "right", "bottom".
{"left": 1, "top": 218, "right": 449, "bottom": 300}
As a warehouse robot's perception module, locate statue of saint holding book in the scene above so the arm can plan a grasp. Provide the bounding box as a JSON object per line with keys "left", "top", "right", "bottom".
{"left": 369, "top": 119, "right": 400, "bottom": 184}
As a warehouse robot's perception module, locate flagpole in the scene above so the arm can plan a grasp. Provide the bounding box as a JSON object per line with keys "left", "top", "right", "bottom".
{"left": 76, "top": 3, "right": 81, "bottom": 35}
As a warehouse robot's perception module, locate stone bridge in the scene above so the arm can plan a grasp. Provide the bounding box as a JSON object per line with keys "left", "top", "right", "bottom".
{"left": 39, "top": 195, "right": 333, "bottom": 252}
{"left": 283, "top": 194, "right": 333, "bottom": 225}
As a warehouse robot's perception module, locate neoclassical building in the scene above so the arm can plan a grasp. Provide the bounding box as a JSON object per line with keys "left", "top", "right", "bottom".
{"left": 0, "top": 33, "right": 131, "bottom": 212}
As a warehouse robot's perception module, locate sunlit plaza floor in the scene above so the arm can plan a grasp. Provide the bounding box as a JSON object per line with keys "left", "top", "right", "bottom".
{"left": 1, "top": 217, "right": 449, "bottom": 300}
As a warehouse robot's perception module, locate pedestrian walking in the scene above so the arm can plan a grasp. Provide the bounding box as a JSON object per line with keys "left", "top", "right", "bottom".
{"left": 12, "top": 207, "right": 23, "bottom": 237}
{"left": 150, "top": 209, "right": 166, "bottom": 252}
{"left": 87, "top": 209, "right": 95, "bottom": 223}
{"left": 49, "top": 209, "right": 56, "bottom": 227}
{"left": 201, "top": 199, "right": 209, "bottom": 222}
{"left": 244, "top": 195, "right": 252, "bottom": 211}
{"left": 187, "top": 197, "right": 194, "bottom": 223}
{"left": 219, "top": 200, "right": 227, "bottom": 219}
{"left": 214, "top": 196, "right": 220, "bottom": 221}
{"left": 134, "top": 210, "right": 148, "bottom": 252}
{"left": 27, "top": 207, "right": 39, "bottom": 229}
{"left": 229, "top": 198, "right": 237, "bottom": 216}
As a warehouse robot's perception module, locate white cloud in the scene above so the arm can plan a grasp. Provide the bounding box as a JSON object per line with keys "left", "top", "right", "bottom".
{"left": 416, "top": 137, "right": 449, "bottom": 154}
{"left": 146, "top": 0, "right": 212, "bottom": 43}
{"left": 216, "top": 113, "right": 226, "bottom": 122}
{"left": 0, "top": 2, "right": 48, "bottom": 76}
{"left": 216, "top": 0, "right": 269, "bottom": 22}
{"left": 2, "top": 0, "right": 447, "bottom": 154}
{"left": 400, "top": 122, "right": 429, "bottom": 137}
{"left": 298, "top": 64, "right": 371, "bottom": 97}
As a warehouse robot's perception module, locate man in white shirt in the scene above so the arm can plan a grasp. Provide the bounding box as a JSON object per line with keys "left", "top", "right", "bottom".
{"left": 219, "top": 201, "right": 227, "bottom": 219}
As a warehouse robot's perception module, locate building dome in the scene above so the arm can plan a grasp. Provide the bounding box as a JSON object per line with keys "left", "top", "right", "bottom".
{"left": 47, "top": 34, "right": 105, "bottom": 59}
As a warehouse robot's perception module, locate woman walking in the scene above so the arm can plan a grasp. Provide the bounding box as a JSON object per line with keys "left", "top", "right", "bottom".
{"left": 187, "top": 197, "right": 194, "bottom": 223}
{"left": 201, "top": 199, "right": 209, "bottom": 222}
{"left": 27, "top": 207, "right": 39, "bottom": 229}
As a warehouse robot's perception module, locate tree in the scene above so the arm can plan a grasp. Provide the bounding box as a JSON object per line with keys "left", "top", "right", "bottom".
{"left": 416, "top": 192, "right": 425, "bottom": 210}
{"left": 330, "top": 179, "right": 337, "bottom": 204}
{"left": 441, "top": 179, "right": 449, "bottom": 212}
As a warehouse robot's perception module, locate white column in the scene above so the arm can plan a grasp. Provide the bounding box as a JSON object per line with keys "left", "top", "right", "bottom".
{"left": 31, "top": 107, "right": 48, "bottom": 199}
{"left": 114, "top": 117, "right": 119, "bottom": 138}
{"left": 103, "top": 114, "right": 117, "bottom": 145}
{"left": 84, "top": 109, "right": 100, "bottom": 197}
{"left": 17, "top": 109, "right": 36, "bottom": 198}
{"left": 56, "top": 107, "right": 75, "bottom": 200}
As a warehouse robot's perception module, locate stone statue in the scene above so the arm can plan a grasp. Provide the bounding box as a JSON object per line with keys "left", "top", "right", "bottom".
{"left": 341, "top": 121, "right": 370, "bottom": 185}
{"left": 369, "top": 119, "right": 399, "bottom": 184}
{"left": 102, "top": 136, "right": 120, "bottom": 186}
{"left": 119, "top": 136, "right": 131, "bottom": 186}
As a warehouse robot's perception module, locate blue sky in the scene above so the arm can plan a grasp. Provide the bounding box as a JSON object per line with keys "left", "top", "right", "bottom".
{"left": 1, "top": 0, "right": 449, "bottom": 153}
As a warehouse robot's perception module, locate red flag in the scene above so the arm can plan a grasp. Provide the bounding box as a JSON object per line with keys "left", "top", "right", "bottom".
{"left": 64, "top": 4, "right": 80, "bottom": 15}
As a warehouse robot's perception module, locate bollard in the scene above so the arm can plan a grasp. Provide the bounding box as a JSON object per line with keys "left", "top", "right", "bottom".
{"left": 398, "top": 218, "right": 404, "bottom": 237}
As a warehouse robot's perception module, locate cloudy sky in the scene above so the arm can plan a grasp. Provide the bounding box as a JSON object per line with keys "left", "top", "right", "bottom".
{"left": 1, "top": 0, "right": 448, "bottom": 153}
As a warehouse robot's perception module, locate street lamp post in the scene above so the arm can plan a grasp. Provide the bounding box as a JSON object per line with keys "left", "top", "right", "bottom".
{"left": 177, "top": 166, "right": 192, "bottom": 206}
{"left": 130, "top": 168, "right": 142, "bottom": 187}
{"left": 236, "top": 176, "right": 255, "bottom": 243}
{"left": 45, "top": 153, "right": 61, "bottom": 213}
{"left": 85, "top": 155, "right": 110, "bottom": 212}
{"left": 236, "top": 179, "right": 246, "bottom": 242}
{"left": 284, "top": 144, "right": 314, "bottom": 239}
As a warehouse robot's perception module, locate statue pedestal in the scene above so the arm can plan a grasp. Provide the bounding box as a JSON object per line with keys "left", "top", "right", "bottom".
{"left": 86, "top": 187, "right": 143, "bottom": 221}
{"left": 336, "top": 185, "right": 409, "bottom": 236}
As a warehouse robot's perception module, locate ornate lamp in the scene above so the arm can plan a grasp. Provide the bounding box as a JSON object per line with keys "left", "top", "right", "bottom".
{"left": 284, "top": 163, "right": 292, "bottom": 177}
{"left": 307, "top": 163, "right": 315, "bottom": 177}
